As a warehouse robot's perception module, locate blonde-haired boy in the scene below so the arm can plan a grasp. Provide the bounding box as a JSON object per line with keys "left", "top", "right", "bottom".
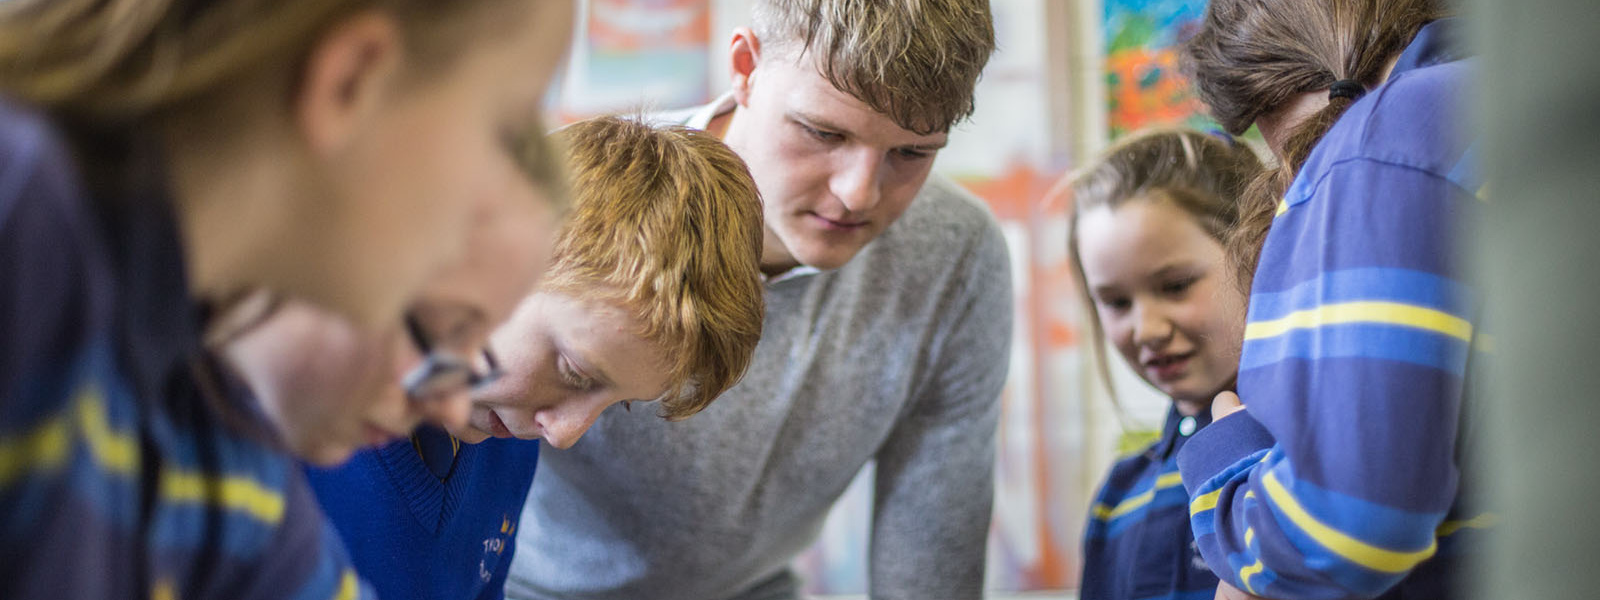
{"left": 305, "top": 114, "right": 766, "bottom": 600}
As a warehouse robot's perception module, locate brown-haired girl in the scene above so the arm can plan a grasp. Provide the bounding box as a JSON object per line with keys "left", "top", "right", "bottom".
{"left": 0, "top": 1, "right": 573, "bottom": 597}
{"left": 1174, "top": 2, "right": 1483, "bottom": 598}
{"left": 1069, "top": 128, "right": 1260, "bottom": 600}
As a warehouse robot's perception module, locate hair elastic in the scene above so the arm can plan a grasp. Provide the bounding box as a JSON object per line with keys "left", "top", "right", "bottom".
{"left": 1205, "top": 128, "right": 1239, "bottom": 148}
{"left": 1328, "top": 79, "right": 1367, "bottom": 102}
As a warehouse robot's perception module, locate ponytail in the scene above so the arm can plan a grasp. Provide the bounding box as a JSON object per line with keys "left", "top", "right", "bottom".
{"left": 1183, "top": 0, "right": 1450, "bottom": 291}
{"left": 1227, "top": 93, "right": 1359, "bottom": 288}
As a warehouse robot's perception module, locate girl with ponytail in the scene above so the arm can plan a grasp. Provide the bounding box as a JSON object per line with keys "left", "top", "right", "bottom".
{"left": 0, "top": 1, "right": 574, "bottom": 598}
{"left": 1186, "top": 0, "right": 1451, "bottom": 283}
{"left": 1171, "top": 1, "right": 1485, "bottom": 598}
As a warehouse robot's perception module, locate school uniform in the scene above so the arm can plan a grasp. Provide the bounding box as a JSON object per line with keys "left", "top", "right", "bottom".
{"left": 0, "top": 98, "right": 371, "bottom": 599}
{"left": 308, "top": 428, "right": 540, "bottom": 600}
{"left": 1082, "top": 406, "right": 1219, "bottom": 600}
{"left": 1176, "top": 19, "right": 1488, "bottom": 599}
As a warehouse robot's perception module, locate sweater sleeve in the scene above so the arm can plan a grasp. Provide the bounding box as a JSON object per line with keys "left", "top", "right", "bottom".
{"left": 1177, "top": 158, "right": 1479, "bottom": 599}
{"left": 0, "top": 104, "right": 105, "bottom": 421}
{"left": 221, "top": 455, "right": 380, "bottom": 600}
{"left": 0, "top": 103, "right": 128, "bottom": 600}
{"left": 868, "top": 217, "right": 1013, "bottom": 600}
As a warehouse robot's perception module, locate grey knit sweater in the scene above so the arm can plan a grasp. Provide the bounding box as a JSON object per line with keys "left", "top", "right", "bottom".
{"left": 504, "top": 96, "right": 1014, "bottom": 600}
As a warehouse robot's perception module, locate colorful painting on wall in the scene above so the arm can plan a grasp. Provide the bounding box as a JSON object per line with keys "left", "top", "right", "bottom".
{"left": 557, "top": 0, "right": 714, "bottom": 120}
{"left": 1104, "top": 0, "right": 1213, "bottom": 138}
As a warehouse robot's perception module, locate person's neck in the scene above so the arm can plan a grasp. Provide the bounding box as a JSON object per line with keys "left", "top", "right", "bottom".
{"left": 706, "top": 107, "right": 734, "bottom": 140}
{"left": 1262, "top": 50, "right": 1407, "bottom": 162}
{"left": 759, "top": 235, "right": 799, "bottom": 276}
{"left": 1379, "top": 51, "right": 1403, "bottom": 85}
{"left": 1174, "top": 397, "right": 1208, "bottom": 417}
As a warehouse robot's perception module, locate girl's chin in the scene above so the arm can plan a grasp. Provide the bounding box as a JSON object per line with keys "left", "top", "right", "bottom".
{"left": 1164, "top": 381, "right": 1233, "bottom": 414}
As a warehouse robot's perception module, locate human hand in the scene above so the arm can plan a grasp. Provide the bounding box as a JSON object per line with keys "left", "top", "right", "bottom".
{"left": 1215, "top": 581, "right": 1268, "bottom": 600}
{"left": 1212, "top": 390, "right": 1247, "bottom": 422}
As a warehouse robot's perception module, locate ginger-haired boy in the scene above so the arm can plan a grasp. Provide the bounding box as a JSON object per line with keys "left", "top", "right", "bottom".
{"left": 299, "top": 114, "right": 766, "bottom": 600}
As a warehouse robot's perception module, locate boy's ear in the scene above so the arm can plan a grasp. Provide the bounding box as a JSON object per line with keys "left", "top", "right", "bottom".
{"left": 295, "top": 10, "right": 405, "bottom": 157}
{"left": 728, "top": 27, "right": 761, "bottom": 107}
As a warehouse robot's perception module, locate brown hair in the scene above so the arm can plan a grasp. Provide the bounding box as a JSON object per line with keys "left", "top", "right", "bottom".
{"left": 1183, "top": 0, "right": 1447, "bottom": 287}
{"left": 1066, "top": 127, "right": 1261, "bottom": 400}
{"left": 0, "top": 0, "right": 530, "bottom": 122}
{"left": 752, "top": 0, "right": 996, "bottom": 135}
{"left": 545, "top": 116, "right": 765, "bottom": 420}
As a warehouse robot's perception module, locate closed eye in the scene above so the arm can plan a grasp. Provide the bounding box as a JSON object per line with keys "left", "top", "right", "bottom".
{"left": 1160, "top": 277, "right": 1198, "bottom": 296}
{"left": 796, "top": 121, "right": 844, "bottom": 143}
{"left": 1097, "top": 296, "right": 1132, "bottom": 313}
{"left": 557, "top": 354, "right": 599, "bottom": 392}
{"left": 501, "top": 126, "right": 527, "bottom": 163}
{"left": 410, "top": 304, "right": 481, "bottom": 353}
{"left": 893, "top": 147, "right": 932, "bottom": 160}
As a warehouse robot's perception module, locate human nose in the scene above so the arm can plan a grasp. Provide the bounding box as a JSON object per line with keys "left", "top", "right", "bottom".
{"left": 830, "top": 149, "right": 884, "bottom": 214}
{"left": 535, "top": 397, "right": 611, "bottom": 450}
{"left": 1132, "top": 301, "right": 1174, "bottom": 347}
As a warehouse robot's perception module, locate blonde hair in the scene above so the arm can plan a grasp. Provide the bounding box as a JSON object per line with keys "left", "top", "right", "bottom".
{"left": 0, "top": 0, "right": 527, "bottom": 121}
{"left": 1066, "top": 127, "right": 1262, "bottom": 400}
{"left": 752, "top": 0, "right": 995, "bottom": 135}
{"left": 546, "top": 116, "right": 765, "bottom": 420}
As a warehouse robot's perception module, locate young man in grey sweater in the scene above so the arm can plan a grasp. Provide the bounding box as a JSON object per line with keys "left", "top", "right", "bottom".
{"left": 503, "top": 1, "right": 1012, "bottom": 598}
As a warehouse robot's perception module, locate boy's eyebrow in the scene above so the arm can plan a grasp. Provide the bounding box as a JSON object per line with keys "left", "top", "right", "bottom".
{"left": 787, "top": 111, "right": 948, "bottom": 151}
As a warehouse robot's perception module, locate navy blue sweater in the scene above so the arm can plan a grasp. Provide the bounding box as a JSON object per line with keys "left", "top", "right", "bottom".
{"left": 1083, "top": 406, "right": 1218, "bottom": 600}
{"left": 308, "top": 433, "right": 540, "bottom": 600}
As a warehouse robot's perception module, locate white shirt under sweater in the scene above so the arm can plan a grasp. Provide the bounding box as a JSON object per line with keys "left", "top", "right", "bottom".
{"left": 505, "top": 93, "right": 1015, "bottom": 600}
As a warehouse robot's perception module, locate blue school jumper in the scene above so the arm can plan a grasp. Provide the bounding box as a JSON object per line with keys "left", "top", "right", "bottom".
{"left": 307, "top": 429, "right": 540, "bottom": 600}
{"left": 0, "top": 98, "right": 372, "bottom": 599}
{"left": 1082, "top": 406, "right": 1217, "bottom": 600}
{"left": 1176, "top": 19, "right": 1488, "bottom": 600}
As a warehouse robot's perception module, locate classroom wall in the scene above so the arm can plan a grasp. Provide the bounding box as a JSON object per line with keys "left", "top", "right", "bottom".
{"left": 548, "top": 0, "right": 1213, "bottom": 593}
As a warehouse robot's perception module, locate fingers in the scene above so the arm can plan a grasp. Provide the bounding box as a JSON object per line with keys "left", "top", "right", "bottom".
{"left": 1215, "top": 582, "right": 1268, "bottom": 600}
{"left": 1211, "top": 390, "right": 1247, "bottom": 421}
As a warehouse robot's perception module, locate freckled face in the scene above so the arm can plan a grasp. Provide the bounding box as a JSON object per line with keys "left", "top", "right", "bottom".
{"left": 456, "top": 293, "right": 671, "bottom": 449}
